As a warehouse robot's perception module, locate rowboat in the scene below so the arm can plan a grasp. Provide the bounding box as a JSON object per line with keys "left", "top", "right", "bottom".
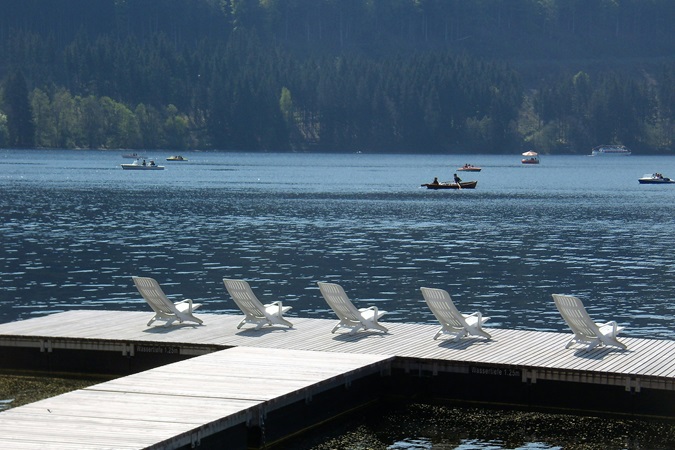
{"left": 421, "top": 180, "right": 477, "bottom": 189}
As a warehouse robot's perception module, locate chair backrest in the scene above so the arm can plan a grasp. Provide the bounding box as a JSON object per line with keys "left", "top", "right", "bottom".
{"left": 421, "top": 287, "right": 467, "bottom": 329}
{"left": 133, "top": 276, "right": 177, "bottom": 314}
{"left": 552, "top": 294, "right": 599, "bottom": 338}
{"left": 223, "top": 279, "right": 266, "bottom": 316}
{"left": 317, "top": 282, "right": 361, "bottom": 321}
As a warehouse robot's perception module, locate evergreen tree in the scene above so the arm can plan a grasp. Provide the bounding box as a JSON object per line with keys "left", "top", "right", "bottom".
{"left": 4, "top": 71, "right": 35, "bottom": 148}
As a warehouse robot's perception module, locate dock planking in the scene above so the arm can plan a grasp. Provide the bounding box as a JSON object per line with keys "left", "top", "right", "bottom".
{"left": 0, "top": 310, "right": 674, "bottom": 449}
{"left": 0, "top": 310, "right": 673, "bottom": 382}
{"left": 0, "top": 346, "right": 392, "bottom": 449}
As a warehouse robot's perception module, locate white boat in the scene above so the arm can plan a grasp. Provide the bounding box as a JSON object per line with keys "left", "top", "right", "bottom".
{"left": 122, "top": 152, "right": 147, "bottom": 159}
{"left": 121, "top": 159, "right": 164, "bottom": 170}
{"left": 591, "top": 145, "right": 631, "bottom": 156}
{"left": 638, "top": 173, "right": 675, "bottom": 184}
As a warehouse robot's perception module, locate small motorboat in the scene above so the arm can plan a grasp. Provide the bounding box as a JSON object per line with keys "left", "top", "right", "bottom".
{"left": 166, "top": 155, "right": 188, "bottom": 161}
{"left": 457, "top": 164, "right": 481, "bottom": 172}
{"left": 121, "top": 159, "right": 164, "bottom": 170}
{"left": 638, "top": 173, "right": 675, "bottom": 184}
{"left": 521, "top": 151, "right": 539, "bottom": 164}
{"left": 421, "top": 180, "right": 477, "bottom": 189}
{"left": 122, "top": 152, "right": 146, "bottom": 159}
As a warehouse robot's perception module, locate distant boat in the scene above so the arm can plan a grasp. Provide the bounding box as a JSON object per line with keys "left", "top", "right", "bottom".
{"left": 457, "top": 164, "right": 481, "bottom": 172}
{"left": 121, "top": 159, "right": 164, "bottom": 170}
{"left": 166, "top": 155, "right": 188, "bottom": 161}
{"left": 638, "top": 173, "right": 675, "bottom": 184}
{"left": 521, "top": 151, "right": 539, "bottom": 164}
{"left": 421, "top": 180, "right": 477, "bottom": 189}
{"left": 591, "top": 145, "right": 631, "bottom": 156}
{"left": 122, "top": 152, "right": 146, "bottom": 159}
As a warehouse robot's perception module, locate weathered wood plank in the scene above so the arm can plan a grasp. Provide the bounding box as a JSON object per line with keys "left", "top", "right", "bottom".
{"left": 0, "top": 346, "right": 391, "bottom": 449}
{"left": 0, "top": 310, "right": 673, "bottom": 379}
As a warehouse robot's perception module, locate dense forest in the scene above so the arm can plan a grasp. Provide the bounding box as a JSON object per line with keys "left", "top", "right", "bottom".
{"left": 0, "top": 0, "right": 672, "bottom": 153}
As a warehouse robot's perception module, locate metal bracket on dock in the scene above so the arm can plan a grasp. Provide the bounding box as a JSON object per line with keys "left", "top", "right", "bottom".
{"left": 344, "top": 377, "right": 352, "bottom": 389}
{"left": 40, "top": 340, "right": 52, "bottom": 353}
{"left": 522, "top": 369, "right": 537, "bottom": 384}
{"left": 121, "top": 343, "right": 135, "bottom": 356}
{"left": 625, "top": 377, "right": 641, "bottom": 393}
{"left": 190, "top": 430, "right": 201, "bottom": 448}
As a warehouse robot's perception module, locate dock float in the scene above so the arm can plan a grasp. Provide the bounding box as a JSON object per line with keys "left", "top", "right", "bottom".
{"left": 0, "top": 346, "right": 391, "bottom": 449}
{"left": 0, "top": 310, "right": 674, "bottom": 449}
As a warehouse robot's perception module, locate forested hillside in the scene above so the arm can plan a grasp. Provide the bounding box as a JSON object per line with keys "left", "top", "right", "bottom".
{"left": 0, "top": 0, "right": 672, "bottom": 153}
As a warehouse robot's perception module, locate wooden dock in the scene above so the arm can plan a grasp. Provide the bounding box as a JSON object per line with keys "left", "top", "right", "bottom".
{"left": 0, "top": 345, "right": 391, "bottom": 449}
{"left": 0, "top": 310, "right": 674, "bottom": 449}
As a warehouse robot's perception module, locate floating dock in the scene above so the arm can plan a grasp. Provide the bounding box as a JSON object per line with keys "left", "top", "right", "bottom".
{"left": 0, "top": 310, "right": 673, "bottom": 449}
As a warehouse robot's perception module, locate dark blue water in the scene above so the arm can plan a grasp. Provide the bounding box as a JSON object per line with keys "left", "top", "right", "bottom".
{"left": 1, "top": 149, "right": 674, "bottom": 340}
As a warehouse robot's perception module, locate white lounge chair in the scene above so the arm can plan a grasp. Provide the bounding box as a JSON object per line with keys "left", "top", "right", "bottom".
{"left": 223, "top": 279, "right": 293, "bottom": 330}
{"left": 132, "top": 276, "right": 203, "bottom": 327}
{"left": 421, "top": 287, "right": 491, "bottom": 341}
{"left": 317, "top": 282, "right": 388, "bottom": 334}
{"left": 552, "top": 294, "right": 627, "bottom": 351}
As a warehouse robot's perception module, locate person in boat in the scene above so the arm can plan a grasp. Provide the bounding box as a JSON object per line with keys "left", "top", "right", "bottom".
{"left": 142, "top": 159, "right": 147, "bottom": 166}
{"left": 432, "top": 177, "right": 439, "bottom": 185}
{"left": 149, "top": 160, "right": 156, "bottom": 167}
{"left": 453, "top": 173, "right": 462, "bottom": 184}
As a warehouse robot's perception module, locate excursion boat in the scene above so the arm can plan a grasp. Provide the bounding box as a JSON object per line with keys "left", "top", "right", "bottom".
{"left": 421, "top": 180, "right": 478, "bottom": 189}
{"left": 591, "top": 145, "right": 631, "bottom": 156}
{"left": 166, "top": 155, "right": 188, "bottom": 161}
{"left": 457, "top": 164, "right": 481, "bottom": 172}
{"left": 121, "top": 159, "right": 164, "bottom": 170}
{"left": 638, "top": 173, "right": 675, "bottom": 184}
{"left": 521, "top": 151, "right": 539, "bottom": 164}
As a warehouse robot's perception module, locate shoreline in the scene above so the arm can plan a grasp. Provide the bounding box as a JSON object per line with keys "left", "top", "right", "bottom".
{"left": 0, "top": 373, "right": 103, "bottom": 409}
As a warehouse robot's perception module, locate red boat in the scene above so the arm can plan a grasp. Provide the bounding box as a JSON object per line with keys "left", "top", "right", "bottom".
{"left": 521, "top": 151, "right": 539, "bottom": 164}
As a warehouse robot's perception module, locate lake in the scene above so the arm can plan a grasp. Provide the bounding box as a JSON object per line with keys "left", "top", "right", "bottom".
{"left": 1, "top": 149, "right": 674, "bottom": 449}
{"left": 1, "top": 149, "right": 673, "bottom": 338}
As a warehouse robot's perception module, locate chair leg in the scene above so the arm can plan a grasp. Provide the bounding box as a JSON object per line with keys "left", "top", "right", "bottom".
{"left": 278, "top": 318, "right": 293, "bottom": 328}
{"left": 372, "top": 323, "right": 388, "bottom": 333}
{"left": 585, "top": 339, "right": 601, "bottom": 351}
{"left": 476, "top": 329, "right": 491, "bottom": 340}
{"left": 348, "top": 324, "right": 364, "bottom": 334}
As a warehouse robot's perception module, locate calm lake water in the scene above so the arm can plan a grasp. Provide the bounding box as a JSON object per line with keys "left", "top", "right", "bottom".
{"left": 1, "top": 149, "right": 674, "bottom": 449}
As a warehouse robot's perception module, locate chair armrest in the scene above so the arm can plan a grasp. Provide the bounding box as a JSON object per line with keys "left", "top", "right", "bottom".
{"left": 365, "top": 306, "right": 379, "bottom": 317}
{"left": 265, "top": 301, "right": 284, "bottom": 315}
{"left": 175, "top": 298, "right": 194, "bottom": 312}
{"left": 598, "top": 321, "right": 621, "bottom": 336}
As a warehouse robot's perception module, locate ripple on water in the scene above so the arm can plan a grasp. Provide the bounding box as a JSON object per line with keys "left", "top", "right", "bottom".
{"left": 0, "top": 153, "right": 674, "bottom": 339}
